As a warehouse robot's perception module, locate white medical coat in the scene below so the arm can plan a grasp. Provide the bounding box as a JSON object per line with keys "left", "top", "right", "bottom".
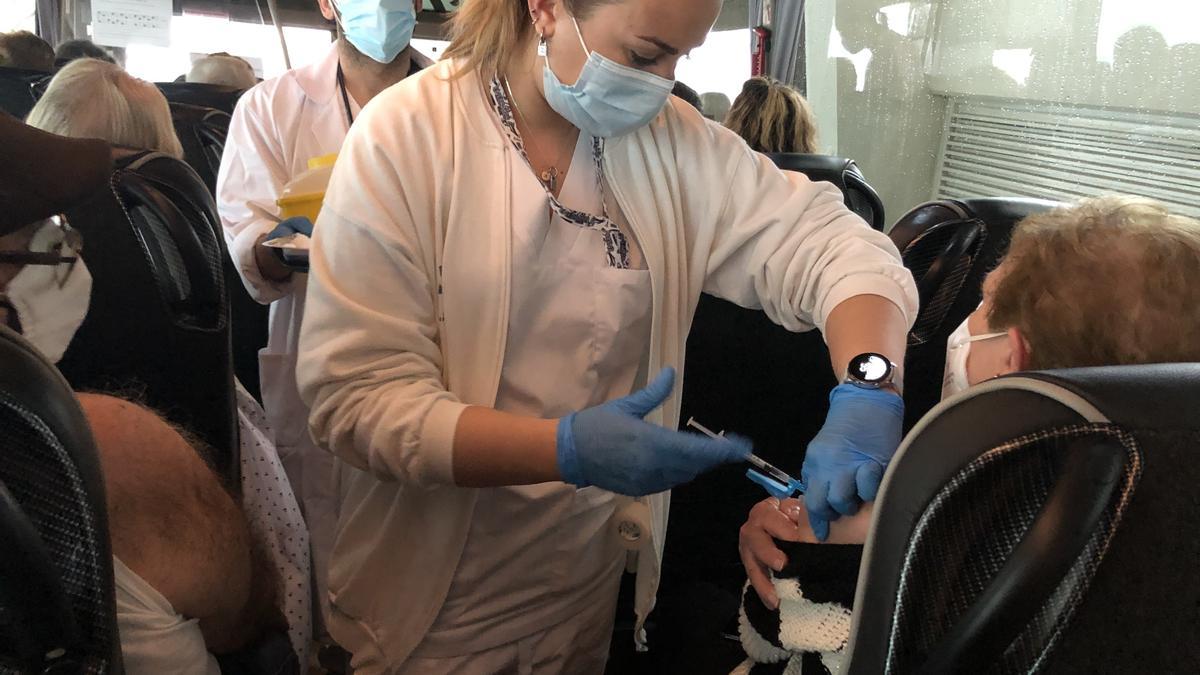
{"left": 216, "top": 42, "right": 431, "bottom": 626}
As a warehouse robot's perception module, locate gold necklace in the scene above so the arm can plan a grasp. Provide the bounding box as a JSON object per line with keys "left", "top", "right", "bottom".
{"left": 503, "top": 75, "right": 572, "bottom": 193}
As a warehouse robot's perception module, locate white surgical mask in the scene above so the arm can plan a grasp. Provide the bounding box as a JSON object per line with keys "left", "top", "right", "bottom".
{"left": 941, "top": 314, "right": 1006, "bottom": 400}
{"left": 541, "top": 15, "right": 675, "bottom": 138}
{"left": 1, "top": 220, "right": 92, "bottom": 364}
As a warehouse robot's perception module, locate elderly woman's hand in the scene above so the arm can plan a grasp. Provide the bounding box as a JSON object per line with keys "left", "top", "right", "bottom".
{"left": 738, "top": 497, "right": 815, "bottom": 609}
{"left": 739, "top": 497, "right": 877, "bottom": 608}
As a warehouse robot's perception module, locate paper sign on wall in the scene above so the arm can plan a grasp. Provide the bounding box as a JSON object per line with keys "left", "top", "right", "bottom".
{"left": 92, "top": 0, "right": 172, "bottom": 48}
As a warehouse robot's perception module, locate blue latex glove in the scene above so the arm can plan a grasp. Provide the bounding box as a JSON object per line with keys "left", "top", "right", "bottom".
{"left": 265, "top": 216, "right": 314, "bottom": 269}
{"left": 801, "top": 384, "right": 904, "bottom": 541}
{"left": 557, "top": 367, "right": 752, "bottom": 497}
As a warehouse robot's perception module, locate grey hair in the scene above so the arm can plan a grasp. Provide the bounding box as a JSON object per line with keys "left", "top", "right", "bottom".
{"left": 26, "top": 58, "right": 184, "bottom": 160}
{"left": 187, "top": 55, "right": 257, "bottom": 89}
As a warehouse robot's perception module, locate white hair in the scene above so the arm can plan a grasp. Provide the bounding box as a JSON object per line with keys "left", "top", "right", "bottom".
{"left": 26, "top": 58, "right": 184, "bottom": 160}
{"left": 186, "top": 54, "right": 257, "bottom": 89}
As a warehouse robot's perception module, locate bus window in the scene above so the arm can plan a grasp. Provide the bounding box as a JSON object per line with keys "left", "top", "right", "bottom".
{"left": 122, "top": 14, "right": 333, "bottom": 83}
{"left": 0, "top": 0, "right": 36, "bottom": 33}
{"left": 803, "top": 0, "right": 1200, "bottom": 223}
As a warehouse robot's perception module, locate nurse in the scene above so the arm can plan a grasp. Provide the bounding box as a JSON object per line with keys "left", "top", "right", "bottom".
{"left": 297, "top": 0, "right": 919, "bottom": 672}
{"left": 217, "top": 0, "right": 430, "bottom": 630}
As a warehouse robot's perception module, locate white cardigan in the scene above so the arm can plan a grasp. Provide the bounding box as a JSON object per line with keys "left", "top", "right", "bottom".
{"left": 297, "top": 59, "right": 918, "bottom": 671}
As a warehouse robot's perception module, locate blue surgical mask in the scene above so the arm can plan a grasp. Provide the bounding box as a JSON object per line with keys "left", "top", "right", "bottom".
{"left": 334, "top": 0, "right": 416, "bottom": 65}
{"left": 542, "top": 16, "right": 675, "bottom": 138}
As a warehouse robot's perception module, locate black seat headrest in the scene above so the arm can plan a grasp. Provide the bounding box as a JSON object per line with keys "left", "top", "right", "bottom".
{"left": 169, "top": 102, "right": 231, "bottom": 195}
{"left": 0, "top": 66, "right": 50, "bottom": 119}
{"left": 765, "top": 153, "right": 886, "bottom": 231}
{"left": 157, "top": 81, "right": 245, "bottom": 115}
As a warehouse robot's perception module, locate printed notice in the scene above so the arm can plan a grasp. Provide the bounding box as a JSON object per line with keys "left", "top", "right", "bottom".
{"left": 92, "top": 0, "right": 172, "bottom": 48}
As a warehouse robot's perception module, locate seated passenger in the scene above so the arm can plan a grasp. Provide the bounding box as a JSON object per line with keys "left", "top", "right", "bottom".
{"left": 54, "top": 39, "right": 118, "bottom": 67}
{"left": 187, "top": 53, "right": 258, "bottom": 90}
{"left": 735, "top": 195, "right": 1200, "bottom": 674}
{"left": 0, "top": 30, "right": 55, "bottom": 72}
{"left": 25, "top": 58, "right": 184, "bottom": 160}
{"left": 18, "top": 57, "right": 312, "bottom": 667}
{"left": 79, "top": 393, "right": 285, "bottom": 674}
{"left": 724, "top": 76, "right": 819, "bottom": 154}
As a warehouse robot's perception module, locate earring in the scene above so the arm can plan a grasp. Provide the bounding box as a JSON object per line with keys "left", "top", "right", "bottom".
{"left": 537, "top": 32, "right": 548, "bottom": 57}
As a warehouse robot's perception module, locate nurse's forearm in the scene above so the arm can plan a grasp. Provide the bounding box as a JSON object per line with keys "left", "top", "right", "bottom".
{"left": 451, "top": 406, "right": 561, "bottom": 487}
{"left": 823, "top": 294, "right": 908, "bottom": 390}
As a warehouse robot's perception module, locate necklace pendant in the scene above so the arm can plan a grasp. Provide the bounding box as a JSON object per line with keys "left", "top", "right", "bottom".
{"left": 541, "top": 168, "right": 558, "bottom": 192}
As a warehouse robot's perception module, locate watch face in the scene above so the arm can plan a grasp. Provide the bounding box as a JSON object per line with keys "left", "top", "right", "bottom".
{"left": 851, "top": 353, "right": 891, "bottom": 383}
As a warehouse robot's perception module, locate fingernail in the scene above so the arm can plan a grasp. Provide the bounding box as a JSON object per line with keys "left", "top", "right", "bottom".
{"left": 773, "top": 557, "right": 786, "bottom": 572}
{"left": 768, "top": 594, "right": 779, "bottom": 610}
{"left": 783, "top": 503, "right": 803, "bottom": 519}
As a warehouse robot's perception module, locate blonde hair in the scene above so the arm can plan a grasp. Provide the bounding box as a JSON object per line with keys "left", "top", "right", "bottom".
{"left": 724, "top": 77, "right": 819, "bottom": 154}
{"left": 989, "top": 195, "right": 1200, "bottom": 370}
{"left": 443, "top": 0, "right": 616, "bottom": 77}
{"left": 26, "top": 58, "right": 184, "bottom": 160}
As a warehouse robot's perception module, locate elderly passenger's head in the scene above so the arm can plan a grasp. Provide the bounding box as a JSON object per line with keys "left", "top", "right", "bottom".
{"left": 0, "top": 30, "right": 55, "bottom": 71}
{"left": 26, "top": 58, "right": 183, "bottom": 159}
{"left": 953, "top": 196, "right": 1200, "bottom": 389}
{"left": 186, "top": 53, "right": 257, "bottom": 89}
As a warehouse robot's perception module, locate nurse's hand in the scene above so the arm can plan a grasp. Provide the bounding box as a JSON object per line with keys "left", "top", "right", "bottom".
{"left": 739, "top": 497, "right": 808, "bottom": 609}
{"left": 800, "top": 384, "right": 903, "bottom": 541}
{"left": 556, "top": 367, "right": 751, "bottom": 497}
{"left": 255, "top": 216, "right": 313, "bottom": 279}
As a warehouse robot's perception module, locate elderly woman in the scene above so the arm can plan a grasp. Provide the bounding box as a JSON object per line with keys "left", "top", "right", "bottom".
{"left": 735, "top": 195, "right": 1200, "bottom": 674}
{"left": 26, "top": 58, "right": 184, "bottom": 158}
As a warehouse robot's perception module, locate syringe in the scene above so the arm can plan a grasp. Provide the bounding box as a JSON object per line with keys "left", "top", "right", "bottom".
{"left": 686, "top": 418, "right": 806, "bottom": 499}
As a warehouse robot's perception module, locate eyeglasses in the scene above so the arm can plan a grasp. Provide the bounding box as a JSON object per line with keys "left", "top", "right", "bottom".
{"left": 0, "top": 214, "right": 84, "bottom": 288}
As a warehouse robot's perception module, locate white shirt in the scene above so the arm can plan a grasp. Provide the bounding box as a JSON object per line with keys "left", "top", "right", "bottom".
{"left": 415, "top": 131, "right": 648, "bottom": 655}
{"left": 296, "top": 60, "right": 919, "bottom": 672}
{"left": 236, "top": 382, "right": 312, "bottom": 665}
{"left": 113, "top": 557, "right": 220, "bottom": 675}
{"left": 216, "top": 43, "right": 429, "bottom": 626}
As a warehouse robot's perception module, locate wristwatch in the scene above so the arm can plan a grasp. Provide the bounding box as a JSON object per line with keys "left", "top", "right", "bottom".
{"left": 844, "top": 352, "right": 898, "bottom": 390}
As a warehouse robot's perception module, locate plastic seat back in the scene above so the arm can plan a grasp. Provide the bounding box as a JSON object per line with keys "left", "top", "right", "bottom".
{"left": 845, "top": 364, "right": 1200, "bottom": 673}
{"left": 169, "top": 102, "right": 231, "bottom": 195}
{"left": 0, "top": 327, "right": 121, "bottom": 674}
{"left": 766, "top": 153, "right": 887, "bottom": 230}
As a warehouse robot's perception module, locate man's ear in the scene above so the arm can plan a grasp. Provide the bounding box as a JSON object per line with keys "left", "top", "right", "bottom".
{"left": 317, "top": 0, "right": 337, "bottom": 23}
{"left": 1007, "top": 327, "right": 1033, "bottom": 373}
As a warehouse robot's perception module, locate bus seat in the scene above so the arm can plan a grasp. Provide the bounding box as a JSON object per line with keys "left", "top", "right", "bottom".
{"left": 169, "top": 102, "right": 231, "bottom": 196}
{"left": 892, "top": 197, "right": 1059, "bottom": 431}
{"left": 0, "top": 67, "right": 50, "bottom": 119}
{"left": 765, "top": 153, "right": 886, "bottom": 231}
{"left": 0, "top": 326, "right": 122, "bottom": 674}
{"left": 844, "top": 364, "right": 1200, "bottom": 673}
{"left": 165, "top": 103, "right": 269, "bottom": 400}
{"left": 156, "top": 82, "right": 245, "bottom": 116}
{"left": 55, "top": 151, "right": 240, "bottom": 487}
{"left": 650, "top": 290, "right": 843, "bottom": 669}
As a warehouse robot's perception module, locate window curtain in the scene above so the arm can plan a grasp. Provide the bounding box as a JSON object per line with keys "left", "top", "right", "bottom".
{"left": 748, "top": 0, "right": 807, "bottom": 91}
